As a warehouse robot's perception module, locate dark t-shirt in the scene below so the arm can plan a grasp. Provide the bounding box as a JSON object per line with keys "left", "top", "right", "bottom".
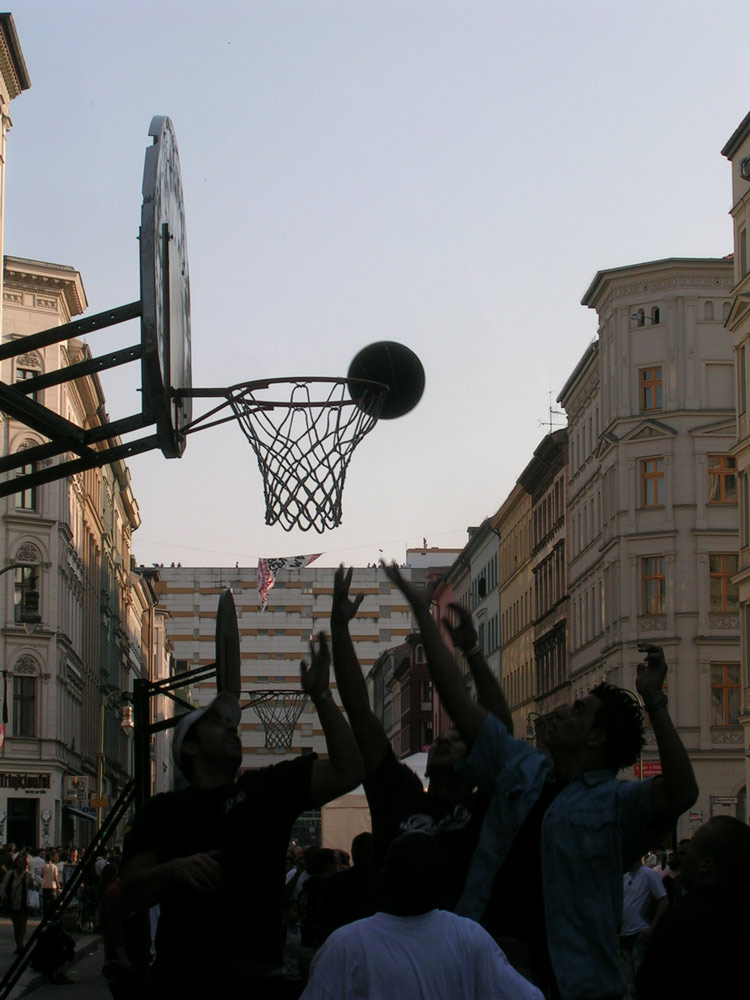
{"left": 122, "top": 755, "right": 315, "bottom": 989}
{"left": 364, "top": 747, "right": 487, "bottom": 910}
{"left": 637, "top": 884, "right": 750, "bottom": 1000}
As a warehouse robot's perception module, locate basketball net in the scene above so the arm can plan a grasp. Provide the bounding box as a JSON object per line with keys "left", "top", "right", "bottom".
{"left": 228, "top": 377, "right": 387, "bottom": 533}
{"left": 248, "top": 691, "right": 309, "bottom": 750}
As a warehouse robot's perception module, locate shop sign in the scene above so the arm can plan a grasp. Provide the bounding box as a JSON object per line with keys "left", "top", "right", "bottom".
{"left": 0, "top": 772, "right": 51, "bottom": 792}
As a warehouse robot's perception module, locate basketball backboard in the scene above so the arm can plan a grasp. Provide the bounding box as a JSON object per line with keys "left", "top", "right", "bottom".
{"left": 140, "top": 115, "right": 193, "bottom": 458}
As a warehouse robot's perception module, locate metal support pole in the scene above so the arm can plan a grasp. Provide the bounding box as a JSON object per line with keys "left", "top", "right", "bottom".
{"left": 133, "top": 677, "right": 152, "bottom": 811}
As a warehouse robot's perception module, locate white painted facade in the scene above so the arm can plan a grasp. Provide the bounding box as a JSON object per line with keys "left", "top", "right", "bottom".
{"left": 563, "top": 257, "right": 743, "bottom": 834}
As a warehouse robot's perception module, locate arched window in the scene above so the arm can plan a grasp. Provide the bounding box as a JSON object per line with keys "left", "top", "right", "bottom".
{"left": 415, "top": 644, "right": 425, "bottom": 663}
{"left": 15, "top": 352, "right": 43, "bottom": 403}
{"left": 650, "top": 307, "right": 660, "bottom": 324}
{"left": 13, "top": 544, "right": 40, "bottom": 624}
{"left": 704, "top": 301, "right": 715, "bottom": 321}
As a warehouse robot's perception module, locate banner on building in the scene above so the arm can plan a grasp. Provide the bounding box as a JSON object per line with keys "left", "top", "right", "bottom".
{"left": 257, "top": 554, "right": 322, "bottom": 611}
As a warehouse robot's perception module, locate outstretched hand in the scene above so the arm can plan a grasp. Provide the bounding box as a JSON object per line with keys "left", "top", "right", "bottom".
{"left": 635, "top": 643, "right": 667, "bottom": 704}
{"left": 301, "top": 632, "right": 331, "bottom": 700}
{"left": 380, "top": 561, "right": 438, "bottom": 613}
{"left": 443, "top": 602, "right": 478, "bottom": 652}
{"left": 331, "top": 565, "right": 365, "bottom": 627}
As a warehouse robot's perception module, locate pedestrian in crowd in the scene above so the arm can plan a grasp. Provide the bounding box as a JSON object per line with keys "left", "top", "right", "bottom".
{"left": 120, "top": 633, "right": 364, "bottom": 997}
{"left": 660, "top": 838, "right": 690, "bottom": 902}
{"left": 301, "top": 831, "right": 544, "bottom": 1000}
{"left": 618, "top": 857, "right": 668, "bottom": 998}
{"left": 383, "top": 561, "right": 698, "bottom": 1000}
{"left": 312, "top": 832, "right": 375, "bottom": 943}
{"left": 329, "top": 566, "right": 510, "bottom": 913}
{"left": 40, "top": 849, "right": 61, "bottom": 917}
{"left": 2, "top": 851, "right": 34, "bottom": 953}
{"left": 298, "top": 848, "right": 338, "bottom": 951}
{"left": 637, "top": 815, "right": 750, "bottom": 999}
{"left": 94, "top": 848, "right": 110, "bottom": 877}
{"left": 281, "top": 896, "right": 303, "bottom": 996}
{"left": 63, "top": 846, "right": 79, "bottom": 887}
{"left": 0, "top": 843, "right": 16, "bottom": 876}
{"left": 28, "top": 846, "right": 45, "bottom": 890}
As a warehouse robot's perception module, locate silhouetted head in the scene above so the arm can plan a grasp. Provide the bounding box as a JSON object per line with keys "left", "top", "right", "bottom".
{"left": 351, "top": 832, "right": 373, "bottom": 869}
{"left": 381, "top": 832, "right": 444, "bottom": 916}
{"left": 679, "top": 816, "right": 750, "bottom": 891}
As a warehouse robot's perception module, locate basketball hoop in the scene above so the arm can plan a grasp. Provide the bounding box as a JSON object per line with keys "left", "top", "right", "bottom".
{"left": 225, "top": 377, "right": 388, "bottom": 533}
{"left": 246, "top": 690, "right": 309, "bottom": 750}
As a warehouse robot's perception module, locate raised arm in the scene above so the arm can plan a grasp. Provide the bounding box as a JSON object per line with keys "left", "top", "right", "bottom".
{"left": 381, "top": 562, "right": 487, "bottom": 746}
{"left": 329, "top": 565, "right": 391, "bottom": 774}
{"left": 636, "top": 644, "right": 699, "bottom": 826}
{"left": 301, "top": 632, "right": 366, "bottom": 806}
{"left": 443, "top": 602, "right": 513, "bottom": 735}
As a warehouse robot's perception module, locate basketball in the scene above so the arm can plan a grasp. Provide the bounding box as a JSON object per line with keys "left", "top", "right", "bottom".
{"left": 347, "top": 341, "right": 425, "bottom": 420}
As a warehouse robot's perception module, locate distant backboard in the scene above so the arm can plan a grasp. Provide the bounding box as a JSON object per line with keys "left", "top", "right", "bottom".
{"left": 140, "top": 116, "right": 193, "bottom": 458}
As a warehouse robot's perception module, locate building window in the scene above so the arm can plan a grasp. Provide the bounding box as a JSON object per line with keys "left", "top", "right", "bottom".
{"left": 709, "top": 554, "right": 738, "bottom": 612}
{"left": 415, "top": 644, "right": 425, "bottom": 663}
{"left": 15, "top": 461, "right": 37, "bottom": 510}
{"left": 711, "top": 664, "right": 740, "bottom": 725}
{"left": 14, "top": 566, "right": 37, "bottom": 624}
{"left": 15, "top": 366, "right": 39, "bottom": 403}
{"left": 707, "top": 455, "right": 737, "bottom": 504}
{"left": 421, "top": 679, "right": 432, "bottom": 703}
{"left": 13, "top": 676, "right": 35, "bottom": 737}
{"left": 640, "top": 367, "right": 663, "bottom": 412}
{"left": 641, "top": 458, "right": 664, "bottom": 507}
{"left": 740, "top": 345, "right": 748, "bottom": 416}
{"left": 651, "top": 307, "right": 660, "bottom": 324}
{"left": 641, "top": 556, "right": 666, "bottom": 615}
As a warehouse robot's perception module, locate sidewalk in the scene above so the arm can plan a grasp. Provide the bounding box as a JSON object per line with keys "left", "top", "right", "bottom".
{"left": 0, "top": 913, "right": 100, "bottom": 999}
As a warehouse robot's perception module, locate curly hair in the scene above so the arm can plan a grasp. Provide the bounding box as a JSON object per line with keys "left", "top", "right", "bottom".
{"left": 589, "top": 682, "right": 645, "bottom": 772}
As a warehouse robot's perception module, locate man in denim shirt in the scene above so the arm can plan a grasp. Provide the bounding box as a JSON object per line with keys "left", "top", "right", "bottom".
{"left": 384, "top": 563, "right": 698, "bottom": 1000}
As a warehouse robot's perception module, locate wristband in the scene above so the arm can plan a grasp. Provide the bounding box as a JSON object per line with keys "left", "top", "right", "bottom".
{"left": 464, "top": 642, "right": 482, "bottom": 656}
{"left": 644, "top": 693, "right": 668, "bottom": 714}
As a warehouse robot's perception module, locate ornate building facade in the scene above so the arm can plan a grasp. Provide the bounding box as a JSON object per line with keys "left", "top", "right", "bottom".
{"left": 0, "top": 258, "right": 167, "bottom": 847}
{"left": 722, "top": 112, "right": 750, "bottom": 823}
{"left": 565, "top": 257, "right": 742, "bottom": 833}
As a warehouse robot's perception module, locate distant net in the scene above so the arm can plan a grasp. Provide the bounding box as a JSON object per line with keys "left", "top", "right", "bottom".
{"left": 227, "top": 377, "right": 388, "bottom": 533}
{"left": 248, "top": 690, "right": 309, "bottom": 750}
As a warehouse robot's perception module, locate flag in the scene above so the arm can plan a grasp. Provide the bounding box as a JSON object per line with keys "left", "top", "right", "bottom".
{"left": 257, "top": 554, "right": 322, "bottom": 611}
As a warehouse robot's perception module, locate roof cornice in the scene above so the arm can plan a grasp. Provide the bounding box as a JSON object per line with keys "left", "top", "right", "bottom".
{"left": 4, "top": 255, "right": 87, "bottom": 317}
{"left": 0, "top": 14, "right": 30, "bottom": 98}
{"left": 581, "top": 257, "right": 733, "bottom": 310}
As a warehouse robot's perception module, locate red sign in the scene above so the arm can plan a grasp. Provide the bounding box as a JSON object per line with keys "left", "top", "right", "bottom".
{"left": 633, "top": 761, "right": 662, "bottom": 778}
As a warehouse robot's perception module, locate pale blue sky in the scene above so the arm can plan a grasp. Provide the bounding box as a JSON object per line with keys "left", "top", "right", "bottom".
{"left": 6, "top": 1, "right": 749, "bottom": 566}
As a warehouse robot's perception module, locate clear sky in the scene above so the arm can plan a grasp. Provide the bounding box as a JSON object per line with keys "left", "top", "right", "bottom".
{"left": 5, "top": 1, "right": 750, "bottom": 568}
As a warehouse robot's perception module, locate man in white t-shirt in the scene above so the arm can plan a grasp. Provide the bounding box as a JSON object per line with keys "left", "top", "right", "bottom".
{"left": 301, "top": 832, "right": 543, "bottom": 1000}
{"left": 619, "top": 858, "right": 668, "bottom": 995}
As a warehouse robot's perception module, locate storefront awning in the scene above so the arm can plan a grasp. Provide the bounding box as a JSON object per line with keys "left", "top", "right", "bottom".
{"left": 63, "top": 805, "right": 95, "bottom": 822}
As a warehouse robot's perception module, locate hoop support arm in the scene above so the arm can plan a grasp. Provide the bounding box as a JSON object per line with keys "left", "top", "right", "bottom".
{"left": 0, "top": 300, "right": 142, "bottom": 362}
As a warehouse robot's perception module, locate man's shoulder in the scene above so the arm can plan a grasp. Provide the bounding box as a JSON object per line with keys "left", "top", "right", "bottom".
{"left": 237, "top": 752, "right": 316, "bottom": 790}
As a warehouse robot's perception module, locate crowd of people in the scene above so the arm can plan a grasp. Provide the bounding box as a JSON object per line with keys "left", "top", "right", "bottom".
{"left": 4, "top": 563, "right": 749, "bottom": 999}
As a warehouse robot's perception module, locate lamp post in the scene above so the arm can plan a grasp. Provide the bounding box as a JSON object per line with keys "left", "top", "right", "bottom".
{"left": 96, "top": 690, "right": 134, "bottom": 830}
